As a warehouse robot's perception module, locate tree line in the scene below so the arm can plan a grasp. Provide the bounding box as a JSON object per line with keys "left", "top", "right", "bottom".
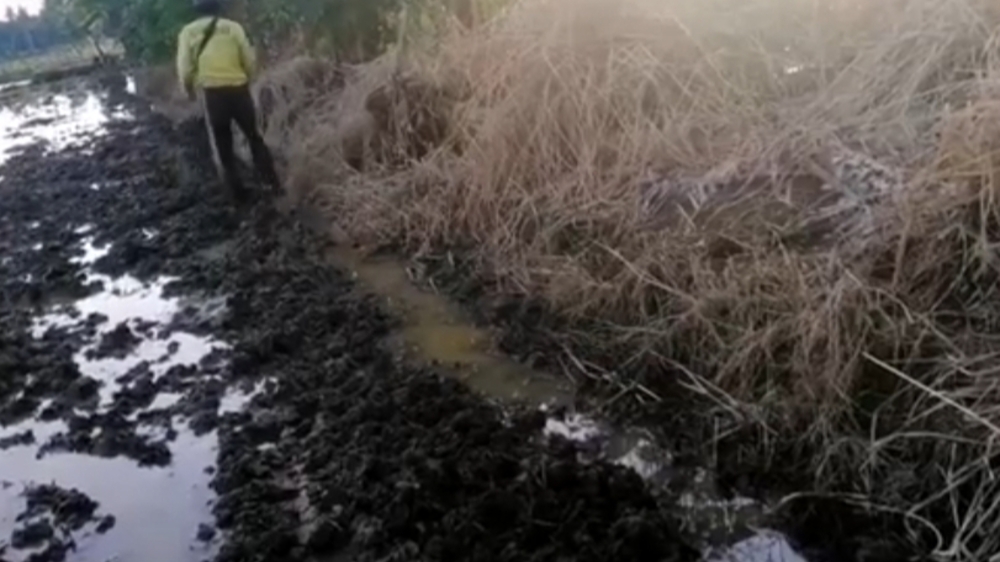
{"left": 0, "top": 8, "right": 78, "bottom": 62}
{"left": 31, "top": 0, "right": 488, "bottom": 64}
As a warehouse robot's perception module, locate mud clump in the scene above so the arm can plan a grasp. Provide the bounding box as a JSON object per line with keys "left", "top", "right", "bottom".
{"left": 11, "top": 519, "right": 54, "bottom": 549}
{"left": 38, "top": 417, "right": 173, "bottom": 467}
{"left": 217, "top": 367, "right": 688, "bottom": 562}
{"left": 196, "top": 522, "right": 217, "bottom": 543}
{"left": 6, "top": 484, "right": 108, "bottom": 562}
{"left": 0, "top": 320, "right": 81, "bottom": 426}
{"left": 85, "top": 321, "right": 141, "bottom": 360}
{"left": 0, "top": 430, "right": 35, "bottom": 450}
{"left": 95, "top": 515, "right": 116, "bottom": 534}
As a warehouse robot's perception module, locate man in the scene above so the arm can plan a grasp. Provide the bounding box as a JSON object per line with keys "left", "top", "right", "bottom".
{"left": 176, "top": 0, "right": 281, "bottom": 203}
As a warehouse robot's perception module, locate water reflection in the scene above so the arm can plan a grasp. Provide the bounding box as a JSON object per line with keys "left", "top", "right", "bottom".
{"left": 0, "top": 85, "right": 132, "bottom": 164}
{"left": 0, "top": 75, "right": 254, "bottom": 562}
{"left": 2, "top": 232, "right": 236, "bottom": 561}
{"left": 543, "top": 411, "right": 807, "bottom": 562}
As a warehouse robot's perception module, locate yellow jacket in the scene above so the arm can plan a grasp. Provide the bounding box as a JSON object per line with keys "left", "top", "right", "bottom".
{"left": 176, "top": 16, "right": 255, "bottom": 93}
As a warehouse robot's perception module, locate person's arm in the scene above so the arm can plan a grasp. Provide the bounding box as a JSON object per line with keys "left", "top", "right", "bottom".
{"left": 234, "top": 24, "right": 257, "bottom": 81}
{"left": 176, "top": 26, "right": 195, "bottom": 99}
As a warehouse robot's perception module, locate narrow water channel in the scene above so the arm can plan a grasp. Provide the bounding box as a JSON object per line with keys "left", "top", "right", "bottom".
{"left": 305, "top": 217, "right": 809, "bottom": 562}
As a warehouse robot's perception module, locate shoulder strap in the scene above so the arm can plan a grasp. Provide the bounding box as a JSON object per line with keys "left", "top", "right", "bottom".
{"left": 192, "top": 17, "right": 220, "bottom": 75}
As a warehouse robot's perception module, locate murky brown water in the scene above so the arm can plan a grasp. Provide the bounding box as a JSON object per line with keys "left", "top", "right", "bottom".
{"left": 330, "top": 245, "right": 573, "bottom": 405}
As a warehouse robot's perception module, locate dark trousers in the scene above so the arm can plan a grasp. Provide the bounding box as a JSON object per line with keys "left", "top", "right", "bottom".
{"left": 202, "top": 85, "right": 280, "bottom": 197}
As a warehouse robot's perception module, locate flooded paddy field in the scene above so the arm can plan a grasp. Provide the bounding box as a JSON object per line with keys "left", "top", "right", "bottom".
{"left": 0, "top": 74, "right": 823, "bottom": 562}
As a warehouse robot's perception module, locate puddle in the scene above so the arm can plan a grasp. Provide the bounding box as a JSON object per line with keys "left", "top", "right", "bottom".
{"left": 0, "top": 86, "right": 175, "bottom": 559}
{"left": 331, "top": 247, "right": 572, "bottom": 405}
{"left": 706, "top": 531, "right": 808, "bottom": 562}
{"left": 1, "top": 428, "right": 217, "bottom": 562}
{"left": 541, "top": 411, "right": 803, "bottom": 561}
{"left": 0, "top": 86, "right": 131, "bottom": 164}
{"left": 1, "top": 232, "right": 241, "bottom": 561}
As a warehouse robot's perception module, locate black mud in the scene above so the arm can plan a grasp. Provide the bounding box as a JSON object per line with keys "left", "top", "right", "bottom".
{"left": 7, "top": 484, "right": 108, "bottom": 562}
{"left": 1, "top": 76, "right": 694, "bottom": 561}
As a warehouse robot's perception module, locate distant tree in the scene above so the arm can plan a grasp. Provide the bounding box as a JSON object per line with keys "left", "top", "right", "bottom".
{"left": 243, "top": 0, "right": 409, "bottom": 61}
{"left": 28, "top": 0, "right": 497, "bottom": 65}
{"left": 45, "top": 0, "right": 188, "bottom": 62}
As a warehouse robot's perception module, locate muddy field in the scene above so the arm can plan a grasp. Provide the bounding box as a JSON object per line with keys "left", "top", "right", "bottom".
{"left": 0, "top": 77, "right": 721, "bottom": 562}
{"left": 0, "top": 71, "right": 917, "bottom": 562}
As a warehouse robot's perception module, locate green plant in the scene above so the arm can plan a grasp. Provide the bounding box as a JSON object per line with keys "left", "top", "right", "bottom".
{"left": 243, "top": 0, "right": 408, "bottom": 61}
{"left": 43, "top": 0, "right": 191, "bottom": 63}
{"left": 45, "top": 0, "right": 447, "bottom": 65}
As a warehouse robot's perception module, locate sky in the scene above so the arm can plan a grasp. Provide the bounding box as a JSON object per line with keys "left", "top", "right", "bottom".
{"left": 0, "top": 0, "right": 43, "bottom": 19}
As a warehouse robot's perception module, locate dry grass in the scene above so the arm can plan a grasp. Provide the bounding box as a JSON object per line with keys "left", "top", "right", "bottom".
{"left": 257, "top": 0, "right": 1000, "bottom": 556}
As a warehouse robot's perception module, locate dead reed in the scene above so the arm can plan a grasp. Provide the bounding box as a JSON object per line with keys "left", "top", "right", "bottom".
{"left": 257, "top": 0, "right": 1000, "bottom": 556}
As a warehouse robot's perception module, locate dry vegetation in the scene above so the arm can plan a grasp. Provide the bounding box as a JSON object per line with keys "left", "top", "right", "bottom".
{"left": 252, "top": 0, "right": 1000, "bottom": 557}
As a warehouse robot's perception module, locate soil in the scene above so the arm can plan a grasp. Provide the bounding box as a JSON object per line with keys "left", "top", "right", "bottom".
{"left": 0, "top": 75, "right": 696, "bottom": 561}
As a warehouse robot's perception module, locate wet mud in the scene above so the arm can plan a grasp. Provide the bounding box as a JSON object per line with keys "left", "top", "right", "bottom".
{"left": 1, "top": 76, "right": 697, "bottom": 562}
{"left": 401, "top": 221, "right": 926, "bottom": 562}
{"left": 1, "top": 78, "right": 224, "bottom": 562}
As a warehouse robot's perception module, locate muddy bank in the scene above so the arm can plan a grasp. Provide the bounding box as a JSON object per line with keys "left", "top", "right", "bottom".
{"left": 338, "top": 243, "right": 927, "bottom": 561}
{"left": 1, "top": 75, "right": 695, "bottom": 561}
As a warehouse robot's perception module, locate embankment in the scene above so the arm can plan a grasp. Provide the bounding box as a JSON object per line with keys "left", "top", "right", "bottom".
{"left": 243, "top": 0, "right": 1000, "bottom": 559}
